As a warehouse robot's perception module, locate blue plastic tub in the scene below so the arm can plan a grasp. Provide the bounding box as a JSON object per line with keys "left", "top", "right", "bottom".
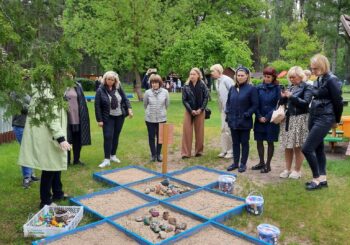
{"left": 257, "top": 224, "right": 280, "bottom": 245}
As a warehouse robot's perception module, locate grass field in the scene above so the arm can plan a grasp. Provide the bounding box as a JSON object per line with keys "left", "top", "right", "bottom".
{"left": 0, "top": 87, "right": 349, "bottom": 245}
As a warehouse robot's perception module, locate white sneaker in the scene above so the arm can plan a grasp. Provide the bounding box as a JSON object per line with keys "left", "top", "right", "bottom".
{"left": 224, "top": 153, "right": 233, "bottom": 159}
{"left": 218, "top": 152, "right": 226, "bottom": 158}
{"left": 110, "top": 155, "right": 121, "bottom": 163}
{"left": 99, "top": 159, "right": 111, "bottom": 168}
{"left": 279, "top": 170, "right": 291, "bottom": 178}
{"left": 289, "top": 171, "right": 301, "bottom": 179}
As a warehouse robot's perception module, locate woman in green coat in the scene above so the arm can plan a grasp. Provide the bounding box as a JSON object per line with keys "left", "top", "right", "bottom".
{"left": 18, "top": 87, "right": 71, "bottom": 208}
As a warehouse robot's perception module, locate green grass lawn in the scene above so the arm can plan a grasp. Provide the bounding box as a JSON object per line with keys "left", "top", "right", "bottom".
{"left": 0, "top": 90, "right": 349, "bottom": 244}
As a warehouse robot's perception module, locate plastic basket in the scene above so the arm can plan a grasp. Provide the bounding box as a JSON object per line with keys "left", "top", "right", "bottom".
{"left": 246, "top": 191, "right": 264, "bottom": 216}
{"left": 23, "top": 205, "right": 83, "bottom": 238}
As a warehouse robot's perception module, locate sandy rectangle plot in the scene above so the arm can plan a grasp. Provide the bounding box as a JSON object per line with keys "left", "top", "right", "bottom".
{"left": 114, "top": 204, "right": 203, "bottom": 244}
{"left": 170, "top": 190, "right": 244, "bottom": 218}
{"left": 46, "top": 223, "right": 139, "bottom": 245}
{"left": 102, "top": 168, "right": 156, "bottom": 184}
{"left": 174, "top": 225, "right": 253, "bottom": 245}
{"left": 80, "top": 189, "right": 149, "bottom": 217}
{"left": 129, "top": 177, "right": 194, "bottom": 199}
{"left": 172, "top": 169, "right": 221, "bottom": 186}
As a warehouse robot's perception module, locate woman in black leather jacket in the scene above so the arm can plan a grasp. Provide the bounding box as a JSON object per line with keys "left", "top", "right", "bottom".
{"left": 302, "top": 54, "right": 343, "bottom": 190}
{"left": 279, "top": 66, "right": 313, "bottom": 180}
{"left": 181, "top": 68, "right": 209, "bottom": 159}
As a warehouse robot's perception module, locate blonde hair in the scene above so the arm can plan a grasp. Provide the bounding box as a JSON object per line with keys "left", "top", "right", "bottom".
{"left": 287, "top": 66, "right": 306, "bottom": 82}
{"left": 310, "top": 54, "right": 330, "bottom": 75}
{"left": 186, "top": 67, "right": 203, "bottom": 84}
{"left": 149, "top": 74, "right": 163, "bottom": 87}
{"left": 304, "top": 69, "right": 311, "bottom": 78}
{"left": 102, "top": 71, "right": 120, "bottom": 88}
{"left": 210, "top": 64, "right": 224, "bottom": 75}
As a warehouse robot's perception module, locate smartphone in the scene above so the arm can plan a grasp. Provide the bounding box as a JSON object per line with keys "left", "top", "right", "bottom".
{"left": 279, "top": 85, "right": 285, "bottom": 92}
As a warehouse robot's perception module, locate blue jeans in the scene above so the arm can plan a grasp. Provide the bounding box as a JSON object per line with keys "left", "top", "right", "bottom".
{"left": 13, "top": 126, "right": 32, "bottom": 178}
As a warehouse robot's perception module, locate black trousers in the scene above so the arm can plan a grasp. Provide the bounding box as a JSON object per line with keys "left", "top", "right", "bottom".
{"left": 145, "top": 121, "right": 164, "bottom": 156}
{"left": 230, "top": 129, "right": 250, "bottom": 167}
{"left": 40, "top": 171, "right": 64, "bottom": 206}
{"left": 302, "top": 114, "right": 334, "bottom": 178}
{"left": 103, "top": 115, "right": 125, "bottom": 159}
{"left": 68, "top": 130, "right": 82, "bottom": 164}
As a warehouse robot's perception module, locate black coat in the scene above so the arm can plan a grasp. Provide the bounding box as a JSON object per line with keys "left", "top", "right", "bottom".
{"left": 182, "top": 80, "right": 209, "bottom": 113}
{"left": 280, "top": 82, "right": 313, "bottom": 116}
{"left": 225, "top": 83, "right": 259, "bottom": 130}
{"left": 66, "top": 82, "right": 91, "bottom": 146}
{"left": 95, "top": 85, "right": 132, "bottom": 123}
{"left": 310, "top": 73, "right": 343, "bottom": 123}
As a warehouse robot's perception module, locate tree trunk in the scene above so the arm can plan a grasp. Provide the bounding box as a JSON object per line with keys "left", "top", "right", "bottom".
{"left": 331, "top": 40, "right": 338, "bottom": 73}
{"left": 133, "top": 66, "right": 143, "bottom": 101}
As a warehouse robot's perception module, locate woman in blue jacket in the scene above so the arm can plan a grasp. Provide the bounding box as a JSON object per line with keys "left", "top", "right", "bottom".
{"left": 252, "top": 67, "right": 280, "bottom": 173}
{"left": 226, "top": 66, "right": 258, "bottom": 173}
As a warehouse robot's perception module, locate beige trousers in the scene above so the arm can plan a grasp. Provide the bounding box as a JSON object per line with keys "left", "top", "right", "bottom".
{"left": 181, "top": 110, "right": 205, "bottom": 157}
{"left": 220, "top": 111, "right": 233, "bottom": 154}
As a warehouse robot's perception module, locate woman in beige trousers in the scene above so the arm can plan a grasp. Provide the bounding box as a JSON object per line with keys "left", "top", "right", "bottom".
{"left": 181, "top": 68, "right": 209, "bottom": 159}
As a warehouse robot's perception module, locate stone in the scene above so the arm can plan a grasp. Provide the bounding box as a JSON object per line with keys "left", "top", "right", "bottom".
{"left": 150, "top": 222, "right": 160, "bottom": 233}
{"left": 144, "top": 188, "right": 151, "bottom": 194}
{"left": 150, "top": 210, "right": 160, "bottom": 217}
{"left": 155, "top": 185, "right": 161, "bottom": 194}
{"left": 143, "top": 217, "right": 151, "bottom": 226}
{"left": 167, "top": 190, "right": 173, "bottom": 196}
{"left": 175, "top": 229, "right": 182, "bottom": 235}
{"left": 135, "top": 216, "right": 143, "bottom": 222}
{"left": 165, "top": 226, "right": 174, "bottom": 233}
{"left": 159, "top": 224, "right": 167, "bottom": 231}
{"left": 159, "top": 231, "right": 167, "bottom": 239}
{"left": 176, "top": 222, "right": 187, "bottom": 230}
{"left": 162, "top": 211, "right": 169, "bottom": 220}
{"left": 168, "top": 217, "right": 177, "bottom": 225}
{"left": 150, "top": 187, "right": 156, "bottom": 192}
{"left": 159, "top": 190, "right": 165, "bottom": 196}
{"left": 161, "top": 179, "right": 170, "bottom": 186}
{"left": 185, "top": 187, "right": 191, "bottom": 192}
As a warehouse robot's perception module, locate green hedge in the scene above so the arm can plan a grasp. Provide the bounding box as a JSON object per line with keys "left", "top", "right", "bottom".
{"left": 76, "top": 78, "right": 95, "bottom": 91}
{"left": 251, "top": 78, "right": 289, "bottom": 86}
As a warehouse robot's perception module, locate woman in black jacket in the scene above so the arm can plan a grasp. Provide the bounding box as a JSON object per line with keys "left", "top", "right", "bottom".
{"left": 65, "top": 80, "right": 91, "bottom": 166}
{"left": 95, "top": 71, "right": 133, "bottom": 168}
{"left": 181, "top": 68, "right": 209, "bottom": 159}
{"left": 303, "top": 54, "right": 343, "bottom": 190}
{"left": 225, "top": 66, "right": 258, "bottom": 173}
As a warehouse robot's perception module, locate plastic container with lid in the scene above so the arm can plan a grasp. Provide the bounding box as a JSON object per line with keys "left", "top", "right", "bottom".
{"left": 218, "top": 175, "right": 236, "bottom": 194}
{"left": 245, "top": 191, "right": 264, "bottom": 215}
{"left": 257, "top": 224, "right": 280, "bottom": 244}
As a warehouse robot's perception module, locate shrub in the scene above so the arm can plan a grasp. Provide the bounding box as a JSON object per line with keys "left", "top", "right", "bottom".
{"left": 76, "top": 77, "right": 95, "bottom": 91}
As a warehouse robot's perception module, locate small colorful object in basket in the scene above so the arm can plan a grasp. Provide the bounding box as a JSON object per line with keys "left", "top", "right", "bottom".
{"left": 257, "top": 224, "right": 280, "bottom": 245}
{"left": 245, "top": 191, "right": 264, "bottom": 215}
{"left": 218, "top": 175, "right": 236, "bottom": 194}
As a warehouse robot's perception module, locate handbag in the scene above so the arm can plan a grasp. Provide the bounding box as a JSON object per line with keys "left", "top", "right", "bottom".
{"left": 205, "top": 108, "right": 211, "bottom": 119}
{"left": 270, "top": 104, "right": 285, "bottom": 124}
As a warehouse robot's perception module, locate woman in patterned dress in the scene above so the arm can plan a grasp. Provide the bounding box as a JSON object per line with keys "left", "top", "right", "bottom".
{"left": 279, "top": 66, "right": 313, "bottom": 179}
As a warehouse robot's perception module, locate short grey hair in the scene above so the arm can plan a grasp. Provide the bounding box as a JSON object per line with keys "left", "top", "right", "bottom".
{"left": 102, "top": 71, "right": 120, "bottom": 88}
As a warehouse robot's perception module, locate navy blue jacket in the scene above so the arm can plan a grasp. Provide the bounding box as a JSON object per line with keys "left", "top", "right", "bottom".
{"left": 254, "top": 82, "right": 280, "bottom": 136}
{"left": 225, "top": 83, "right": 259, "bottom": 130}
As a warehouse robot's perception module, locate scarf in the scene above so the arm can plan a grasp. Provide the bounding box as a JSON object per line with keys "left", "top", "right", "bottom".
{"left": 105, "top": 85, "right": 118, "bottom": 109}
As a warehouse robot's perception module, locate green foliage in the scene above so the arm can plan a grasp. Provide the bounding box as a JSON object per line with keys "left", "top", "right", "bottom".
{"left": 77, "top": 78, "right": 95, "bottom": 91}
{"left": 270, "top": 59, "right": 292, "bottom": 72}
{"left": 279, "top": 20, "right": 321, "bottom": 68}
{"left": 160, "top": 24, "right": 252, "bottom": 78}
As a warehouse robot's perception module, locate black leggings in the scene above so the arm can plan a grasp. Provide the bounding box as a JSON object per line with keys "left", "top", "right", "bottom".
{"left": 302, "top": 115, "right": 334, "bottom": 178}
{"left": 103, "top": 115, "right": 125, "bottom": 159}
{"left": 257, "top": 141, "right": 274, "bottom": 167}
{"left": 40, "top": 171, "right": 64, "bottom": 206}
{"left": 68, "top": 130, "right": 82, "bottom": 164}
{"left": 231, "top": 129, "right": 250, "bottom": 166}
{"left": 146, "top": 121, "right": 165, "bottom": 156}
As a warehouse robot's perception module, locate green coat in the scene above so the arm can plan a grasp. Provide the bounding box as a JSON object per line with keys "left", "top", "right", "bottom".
{"left": 18, "top": 89, "right": 68, "bottom": 171}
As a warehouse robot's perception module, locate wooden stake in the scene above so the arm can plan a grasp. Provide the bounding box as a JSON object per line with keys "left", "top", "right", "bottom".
{"left": 162, "top": 124, "right": 169, "bottom": 174}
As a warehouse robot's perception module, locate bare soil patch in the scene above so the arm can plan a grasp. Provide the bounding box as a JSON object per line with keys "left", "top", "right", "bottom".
{"left": 103, "top": 168, "right": 156, "bottom": 184}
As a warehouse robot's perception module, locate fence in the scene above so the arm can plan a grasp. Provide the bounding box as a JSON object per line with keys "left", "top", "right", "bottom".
{"left": 0, "top": 107, "right": 15, "bottom": 144}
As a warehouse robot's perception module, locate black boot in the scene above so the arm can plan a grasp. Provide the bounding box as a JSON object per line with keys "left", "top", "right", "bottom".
{"left": 150, "top": 155, "right": 156, "bottom": 162}
{"left": 260, "top": 164, "right": 271, "bottom": 173}
{"left": 157, "top": 154, "right": 162, "bottom": 162}
{"left": 227, "top": 164, "right": 239, "bottom": 171}
{"left": 251, "top": 162, "right": 265, "bottom": 170}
